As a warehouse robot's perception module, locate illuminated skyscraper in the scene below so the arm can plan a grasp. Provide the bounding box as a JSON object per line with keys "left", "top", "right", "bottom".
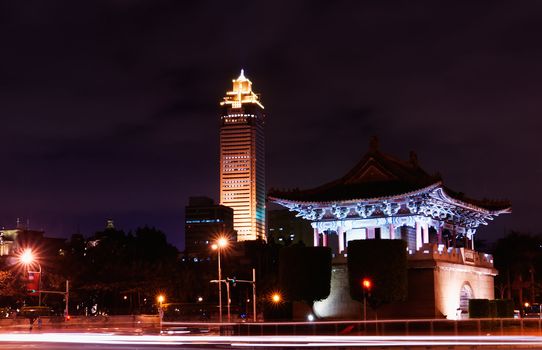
{"left": 219, "top": 70, "right": 266, "bottom": 241}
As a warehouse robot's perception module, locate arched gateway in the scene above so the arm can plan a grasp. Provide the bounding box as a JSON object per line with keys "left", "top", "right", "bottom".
{"left": 460, "top": 283, "right": 474, "bottom": 316}
{"left": 269, "top": 138, "right": 510, "bottom": 319}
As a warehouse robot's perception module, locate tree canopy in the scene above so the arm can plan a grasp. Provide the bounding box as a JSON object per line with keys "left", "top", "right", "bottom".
{"left": 492, "top": 231, "right": 542, "bottom": 305}
{"left": 278, "top": 246, "right": 332, "bottom": 304}
{"left": 62, "top": 226, "right": 181, "bottom": 314}
{"left": 347, "top": 239, "right": 407, "bottom": 308}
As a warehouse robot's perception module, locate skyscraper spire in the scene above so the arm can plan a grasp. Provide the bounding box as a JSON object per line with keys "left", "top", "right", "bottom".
{"left": 221, "top": 69, "right": 264, "bottom": 109}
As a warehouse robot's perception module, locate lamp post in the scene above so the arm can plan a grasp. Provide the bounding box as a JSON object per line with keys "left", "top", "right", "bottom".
{"left": 157, "top": 294, "right": 165, "bottom": 329}
{"left": 225, "top": 279, "right": 231, "bottom": 322}
{"left": 212, "top": 237, "right": 228, "bottom": 323}
{"left": 20, "top": 249, "right": 42, "bottom": 306}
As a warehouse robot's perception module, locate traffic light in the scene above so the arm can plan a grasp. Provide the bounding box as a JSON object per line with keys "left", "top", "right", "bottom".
{"left": 362, "top": 278, "right": 372, "bottom": 290}
{"left": 361, "top": 278, "right": 372, "bottom": 297}
{"left": 227, "top": 277, "right": 237, "bottom": 287}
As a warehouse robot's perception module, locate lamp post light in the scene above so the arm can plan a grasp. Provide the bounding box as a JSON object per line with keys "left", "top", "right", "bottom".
{"left": 212, "top": 237, "right": 228, "bottom": 323}
{"left": 157, "top": 294, "right": 165, "bottom": 307}
{"left": 19, "top": 249, "right": 42, "bottom": 306}
{"left": 271, "top": 292, "right": 282, "bottom": 304}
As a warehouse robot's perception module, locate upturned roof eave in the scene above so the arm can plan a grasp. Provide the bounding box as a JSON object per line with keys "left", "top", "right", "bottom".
{"left": 268, "top": 181, "right": 443, "bottom": 207}
{"left": 437, "top": 187, "right": 512, "bottom": 215}
{"left": 269, "top": 181, "right": 512, "bottom": 215}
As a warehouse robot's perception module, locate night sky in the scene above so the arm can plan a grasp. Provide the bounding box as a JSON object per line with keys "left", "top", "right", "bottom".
{"left": 1, "top": 1, "right": 541, "bottom": 249}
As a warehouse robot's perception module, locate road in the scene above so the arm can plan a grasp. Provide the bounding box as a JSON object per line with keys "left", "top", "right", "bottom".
{"left": 1, "top": 333, "right": 542, "bottom": 349}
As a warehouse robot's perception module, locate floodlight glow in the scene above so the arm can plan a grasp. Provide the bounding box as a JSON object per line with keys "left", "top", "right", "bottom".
{"left": 20, "top": 249, "right": 35, "bottom": 265}
{"left": 271, "top": 293, "right": 282, "bottom": 303}
{"left": 217, "top": 237, "right": 228, "bottom": 248}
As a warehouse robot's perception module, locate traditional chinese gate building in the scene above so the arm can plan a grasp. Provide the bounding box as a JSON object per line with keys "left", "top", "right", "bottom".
{"left": 269, "top": 138, "right": 511, "bottom": 319}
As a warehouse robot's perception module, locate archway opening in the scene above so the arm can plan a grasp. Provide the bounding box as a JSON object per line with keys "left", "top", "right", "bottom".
{"left": 459, "top": 283, "right": 474, "bottom": 316}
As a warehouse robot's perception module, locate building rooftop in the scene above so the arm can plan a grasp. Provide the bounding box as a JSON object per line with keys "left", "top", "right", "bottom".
{"left": 269, "top": 137, "right": 511, "bottom": 213}
{"left": 220, "top": 69, "right": 264, "bottom": 109}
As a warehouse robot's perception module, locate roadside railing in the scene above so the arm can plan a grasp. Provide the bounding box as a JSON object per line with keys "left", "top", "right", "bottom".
{"left": 161, "top": 318, "right": 542, "bottom": 336}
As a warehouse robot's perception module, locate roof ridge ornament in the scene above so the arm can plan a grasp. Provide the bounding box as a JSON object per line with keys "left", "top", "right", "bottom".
{"left": 369, "top": 136, "right": 379, "bottom": 152}
{"left": 409, "top": 151, "right": 418, "bottom": 166}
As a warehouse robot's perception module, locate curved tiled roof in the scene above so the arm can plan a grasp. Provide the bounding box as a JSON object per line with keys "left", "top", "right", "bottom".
{"left": 269, "top": 138, "right": 511, "bottom": 212}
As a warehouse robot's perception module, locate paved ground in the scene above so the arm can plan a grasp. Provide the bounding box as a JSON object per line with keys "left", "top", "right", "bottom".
{"left": 1, "top": 333, "right": 542, "bottom": 349}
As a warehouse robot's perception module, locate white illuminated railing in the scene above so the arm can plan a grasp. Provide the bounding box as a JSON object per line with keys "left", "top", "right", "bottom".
{"left": 408, "top": 244, "right": 494, "bottom": 268}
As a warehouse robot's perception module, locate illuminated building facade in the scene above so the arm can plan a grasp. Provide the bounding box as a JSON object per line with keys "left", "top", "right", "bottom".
{"left": 0, "top": 226, "right": 65, "bottom": 258}
{"left": 184, "top": 196, "right": 235, "bottom": 258}
{"left": 219, "top": 70, "right": 266, "bottom": 241}
{"left": 270, "top": 138, "right": 511, "bottom": 319}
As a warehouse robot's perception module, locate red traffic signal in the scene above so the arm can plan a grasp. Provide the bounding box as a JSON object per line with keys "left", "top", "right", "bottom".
{"left": 362, "top": 278, "right": 372, "bottom": 290}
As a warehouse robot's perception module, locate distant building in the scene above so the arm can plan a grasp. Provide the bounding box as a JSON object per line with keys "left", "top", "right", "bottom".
{"left": 267, "top": 209, "right": 313, "bottom": 246}
{"left": 184, "top": 196, "right": 236, "bottom": 258}
{"left": 219, "top": 70, "right": 266, "bottom": 241}
{"left": 270, "top": 137, "right": 511, "bottom": 319}
{"left": 0, "top": 227, "right": 66, "bottom": 258}
{"left": 106, "top": 219, "right": 115, "bottom": 229}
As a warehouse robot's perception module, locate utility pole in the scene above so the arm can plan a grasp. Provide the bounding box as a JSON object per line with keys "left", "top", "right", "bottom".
{"left": 211, "top": 238, "right": 228, "bottom": 322}
{"left": 223, "top": 269, "right": 257, "bottom": 322}
{"left": 252, "top": 268, "right": 257, "bottom": 322}
{"left": 218, "top": 248, "right": 222, "bottom": 323}
{"left": 530, "top": 267, "right": 535, "bottom": 304}
{"left": 39, "top": 280, "right": 69, "bottom": 320}
{"left": 65, "top": 280, "right": 69, "bottom": 320}
{"left": 225, "top": 281, "right": 231, "bottom": 322}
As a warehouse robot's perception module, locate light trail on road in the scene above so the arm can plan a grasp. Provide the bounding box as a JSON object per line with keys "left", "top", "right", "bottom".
{"left": 0, "top": 333, "right": 542, "bottom": 348}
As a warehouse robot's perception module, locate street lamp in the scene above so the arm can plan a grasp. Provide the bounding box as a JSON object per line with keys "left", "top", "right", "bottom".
{"left": 212, "top": 236, "right": 228, "bottom": 322}
{"left": 19, "top": 249, "right": 42, "bottom": 306}
{"left": 157, "top": 294, "right": 165, "bottom": 329}
{"left": 157, "top": 294, "right": 165, "bottom": 307}
{"left": 20, "top": 249, "right": 35, "bottom": 265}
{"left": 271, "top": 292, "right": 282, "bottom": 304}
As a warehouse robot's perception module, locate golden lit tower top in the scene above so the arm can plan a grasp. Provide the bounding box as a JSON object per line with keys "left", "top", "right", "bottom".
{"left": 220, "top": 70, "right": 264, "bottom": 109}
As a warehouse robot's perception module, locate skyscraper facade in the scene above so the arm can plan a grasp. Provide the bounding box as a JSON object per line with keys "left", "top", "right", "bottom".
{"left": 219, "top": 70, "right": 266, "bottom": 241}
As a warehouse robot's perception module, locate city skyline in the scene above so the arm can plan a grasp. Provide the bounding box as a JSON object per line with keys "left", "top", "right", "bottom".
{"left": 0, "top": 2, "right": 540, "bottom": 249}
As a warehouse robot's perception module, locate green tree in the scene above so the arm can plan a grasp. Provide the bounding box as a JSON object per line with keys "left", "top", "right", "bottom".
{"left": 62, "top": 226, "right": 180, "bottom": 315}
{"left": 0, "top": 270, "right": 26, "bottom": 301}
{"left": 278, "top": 246, "right": 332, "bottom": 305}
{"left": 493, "top": 232, "right": 542, "bottom": 307}
{"left": 347, "top": 239, "right": 407, "bottom": 308}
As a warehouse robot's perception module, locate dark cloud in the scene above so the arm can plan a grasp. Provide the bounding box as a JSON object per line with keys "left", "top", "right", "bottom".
{"left": 0, "top": 1, "right": 540, "bottom": 248}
